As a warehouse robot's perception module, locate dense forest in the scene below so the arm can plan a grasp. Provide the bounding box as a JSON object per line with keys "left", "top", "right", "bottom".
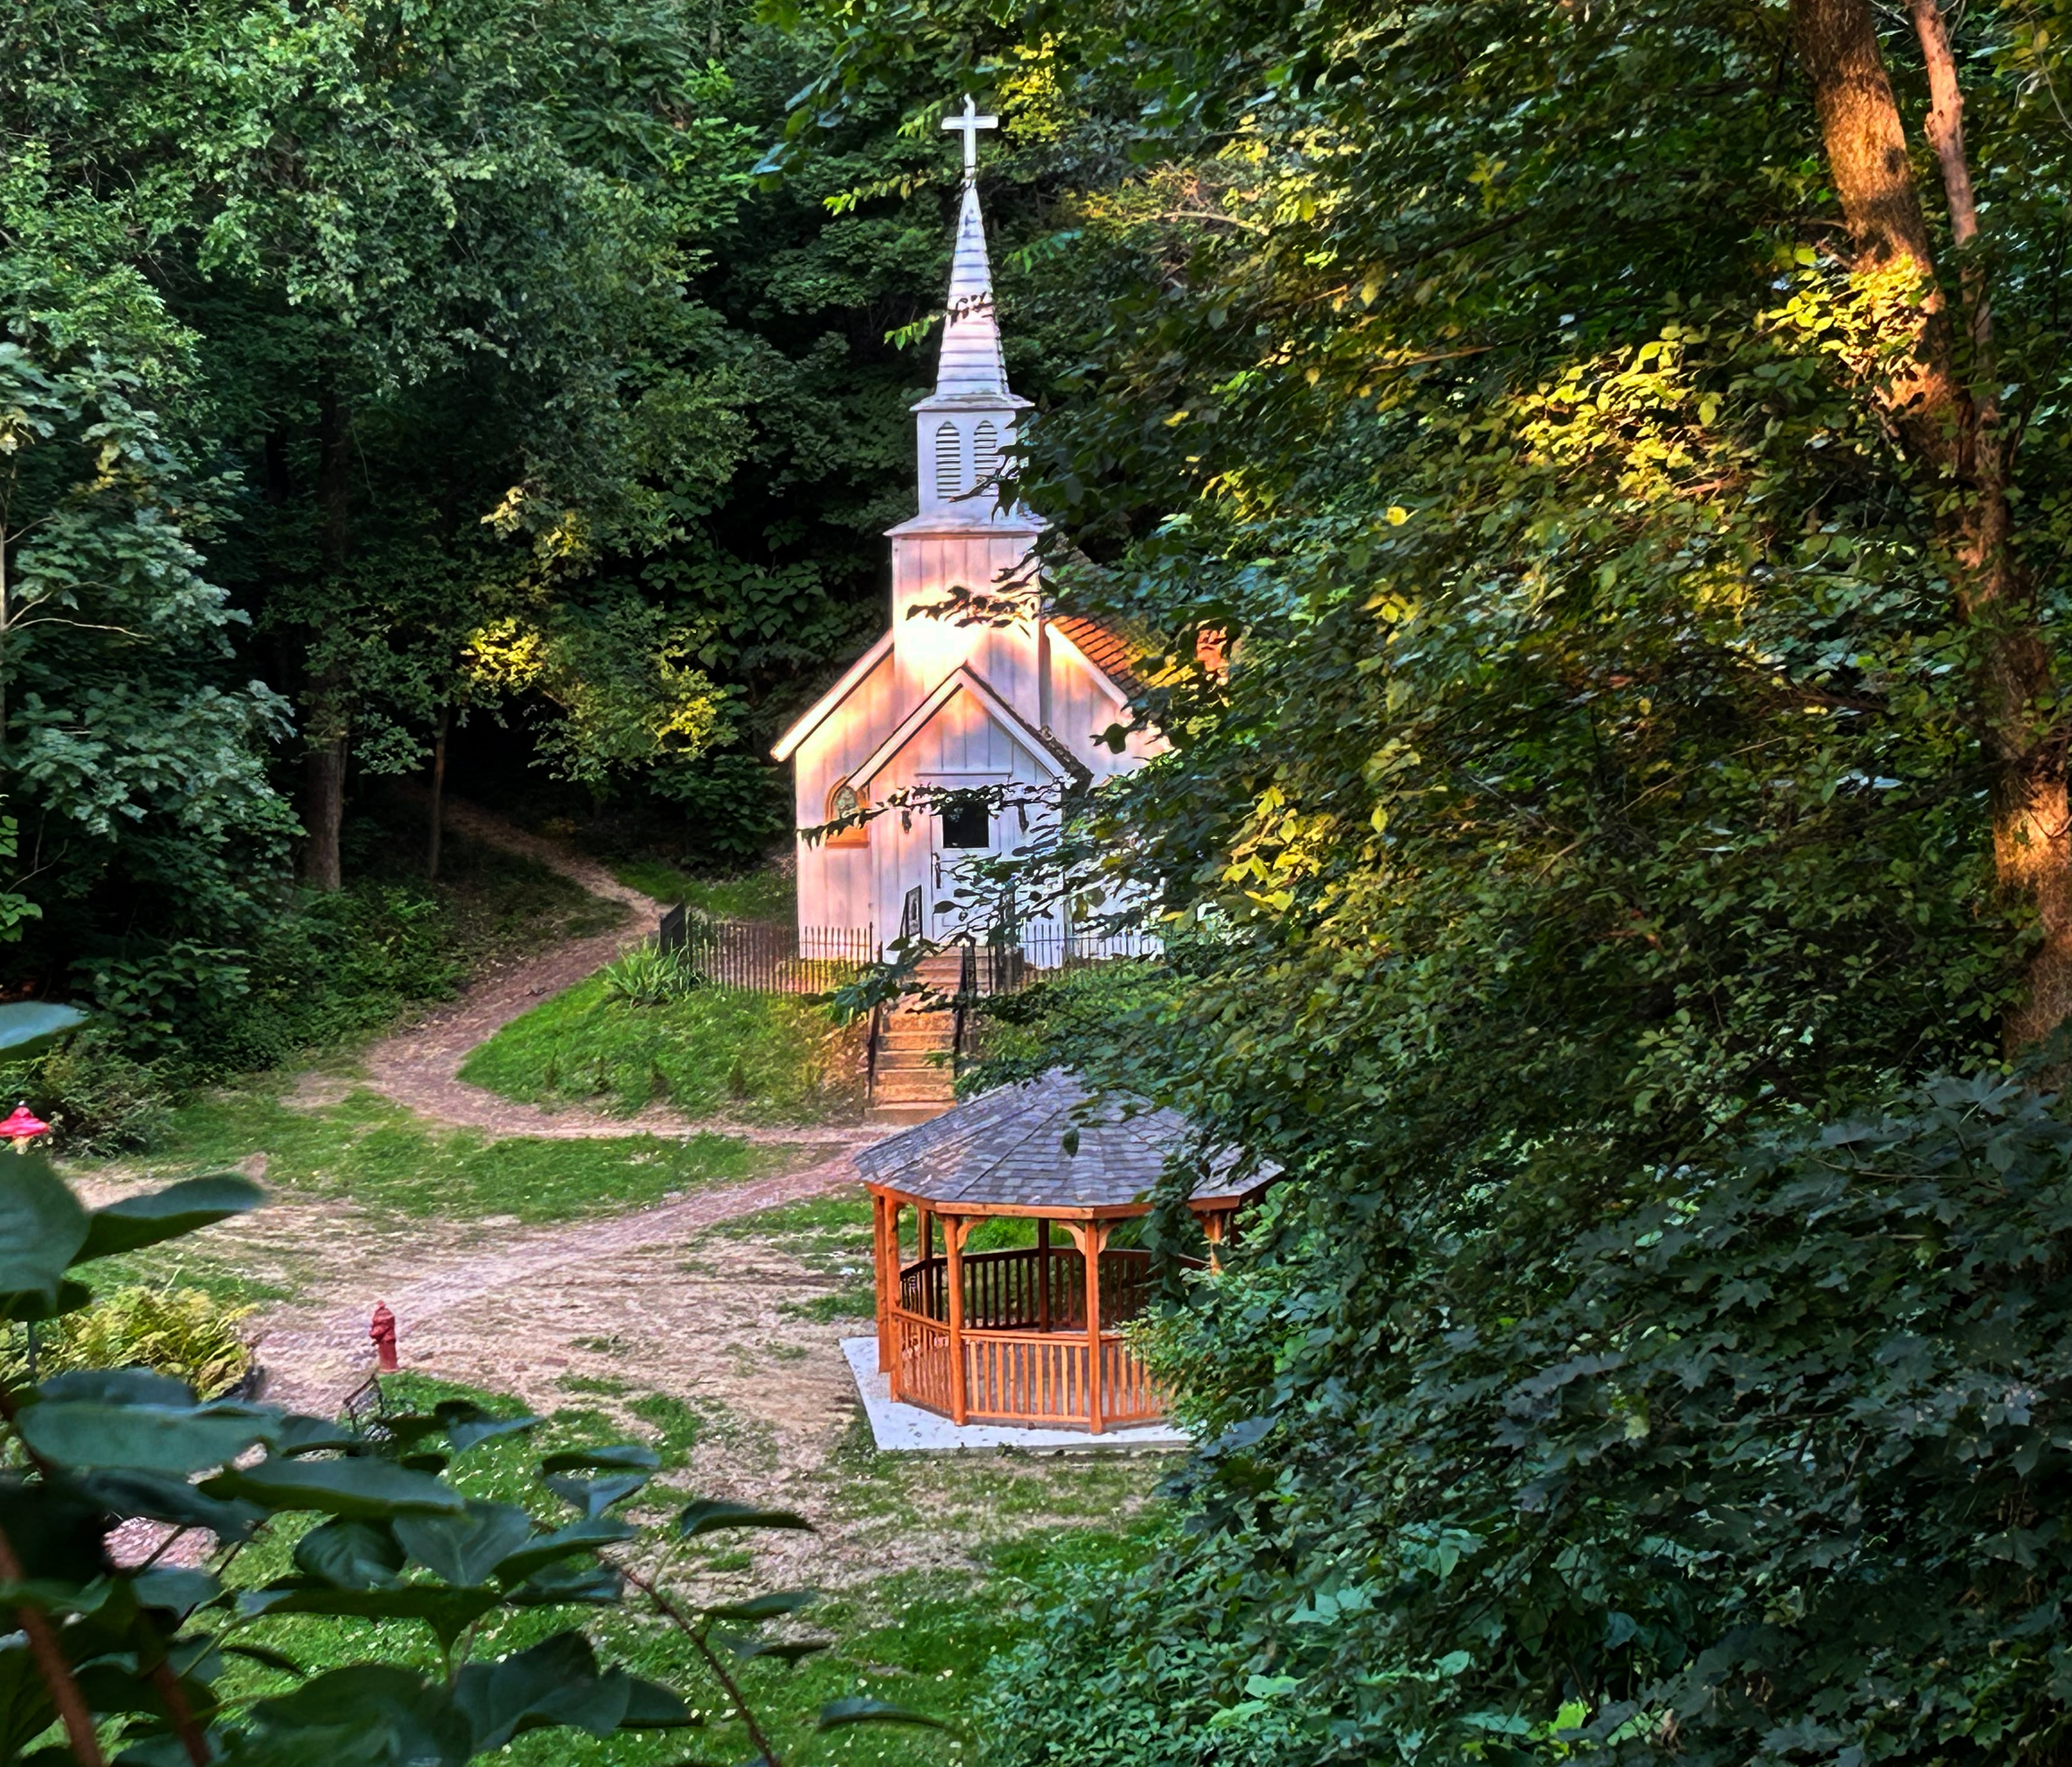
{"left": 0, "top": 0, "right": 1083, "bottom": 1076}
{"left": 10, "top": 0, "right": 2072, "bottom": 1760}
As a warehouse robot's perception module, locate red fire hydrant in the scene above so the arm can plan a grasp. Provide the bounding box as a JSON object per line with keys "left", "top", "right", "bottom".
{"left": 369, "top": 1302, "right": 398, "bottom": 1372}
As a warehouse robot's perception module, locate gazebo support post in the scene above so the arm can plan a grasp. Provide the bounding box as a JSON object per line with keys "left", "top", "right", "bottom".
{"left": 873, "top": 1194, "right": 899, "bottom": 1375}
{"left": 1201, "top": 1208, "right": 1231, "bottom": 1274}
{"left": 944, "top": 1216, "right": 970, "bottom": 1425}
{"left": 1036, "top": 1217, "right": 1050, "bottom": 1332}
{"left": 1065, "top": 1221, "right": 1108, "bottom": 1434}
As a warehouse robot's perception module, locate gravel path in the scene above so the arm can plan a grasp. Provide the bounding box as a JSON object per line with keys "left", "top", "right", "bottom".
{"left": 255, "top": 800, "right": 894, "bottom": 1411}
{"left": 257, "top": 1147, "right": 867, "bottom": 1416}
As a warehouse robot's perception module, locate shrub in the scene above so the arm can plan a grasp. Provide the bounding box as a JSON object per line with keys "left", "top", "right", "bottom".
{"left": 5, "top": 1282, "right": 255, "bottom": 1397}
{"left": 0, "top": 1029, "right": 173, "bottom": 1154}
{"left": 986, "top": 1073, "right": 2072, "bottom": 1766}
{"left": 602, "top": 940, "right": 703, "bottom": 1006}
{"left": 0, "top": 1150, "right": 938, "bottom": 1763}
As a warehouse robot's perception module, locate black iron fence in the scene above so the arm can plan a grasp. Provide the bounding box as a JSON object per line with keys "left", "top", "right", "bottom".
{"left": 654, "top": 911, "right": 1160, "bottom": 998}
{"left": 659, "top": 914, "right": 881, "bottom": 994}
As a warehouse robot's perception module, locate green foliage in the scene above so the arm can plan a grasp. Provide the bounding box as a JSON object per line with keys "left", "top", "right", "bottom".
{"left": 0, "top": 1030, "right": 171, "bottom": 1156}
{"left": 645, "top": 754, "right": 796, "bottom": 868}
{"left": 600, "top": 943, "right": 705, "bottom": 1007}
{"left": 47, "top": 813, "right": 615, "bottom": 1089}
{"left": 960, "top": 960, "right": 1174, "bottom": 1096}
{"left": 988, "top": 1076, "right": 2072, "bottom": 1766}
{"left": 5, "top": 1281, "right": 253, "bottom": 1398}
{"left": 461, "top": 973, "right": 858, "bottom": 1123}
{"left": 0, "top": 1150, "right": 941, "bottom": 1765}
{"left": 0, "top": 190, "right": 297, "bottom": 967}
{"left": 775, "top": 0, "right": 2072, "bottom": 1758}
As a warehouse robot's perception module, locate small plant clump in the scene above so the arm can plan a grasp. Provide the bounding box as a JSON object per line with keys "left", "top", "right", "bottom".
{"left": 4, "top": 1281, "right": 255, "bottom": 1397}
{"left": 601, "top": 941, "right": 703, "bottom": 1007}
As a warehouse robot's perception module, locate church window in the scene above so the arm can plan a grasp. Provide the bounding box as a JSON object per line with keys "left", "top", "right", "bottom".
{"left": 934, "top": 423, "right": 963, "bottom": 497}
{"left": 940, "top": 799, "right": 990, "bottom": 849}
{"left": 973, "top": 421, "right": 1000, "bottom": 486}
{"left": 824, "top": 778, "right": 868, "bottom": 847}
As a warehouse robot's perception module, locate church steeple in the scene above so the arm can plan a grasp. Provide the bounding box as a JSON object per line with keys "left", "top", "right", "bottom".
{"left": 910, "top": 96, "right": 1030, "bottom": 524}
{"left": 935, "top": 183, "right": 1010, "bottom": 399}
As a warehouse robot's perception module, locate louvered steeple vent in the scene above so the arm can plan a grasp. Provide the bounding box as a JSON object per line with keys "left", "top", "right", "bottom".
{"left": 910, "top": 115, "right": 1031, "bottom": 524}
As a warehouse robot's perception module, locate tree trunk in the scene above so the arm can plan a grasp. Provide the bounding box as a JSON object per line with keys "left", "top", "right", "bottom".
{"left": 303, "top": 737, "right": 345, "bottom": 892}
{"left": 301, "top": 385, "right": 353, "bottom": 890}
{"left": 1792, "top": 0, "right": 2072, "bottom": 1054}
{"left": 427, "top": 707, "right": 449, "bottom": 881}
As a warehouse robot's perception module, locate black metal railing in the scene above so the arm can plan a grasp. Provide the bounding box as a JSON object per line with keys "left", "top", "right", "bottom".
{"left": 654, "top": 911, "right": 1160, "bottom": 1003}
{"left": 663, "top": 917, "right": 880, "bottom": 994}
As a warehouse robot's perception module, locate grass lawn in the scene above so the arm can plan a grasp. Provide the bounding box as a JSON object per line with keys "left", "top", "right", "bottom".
{"left": 459, "top": 975, "right": 859, "bottom": 1125}
{"left": 207, "top": 1372, "right": 1153, "bottom": 1767}
{"left": 614, "top": 859, "right": 795, "bottom": 924}
{"left": 100, "top": 1086, "right": 784, "bottom": 1223}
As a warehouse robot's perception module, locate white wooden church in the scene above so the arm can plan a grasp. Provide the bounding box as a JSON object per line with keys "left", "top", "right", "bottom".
{"left": 772, "top": 103, "right": 1156, "bottom": 950}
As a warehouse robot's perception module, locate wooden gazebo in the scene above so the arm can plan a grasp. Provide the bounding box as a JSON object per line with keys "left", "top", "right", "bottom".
{"left": 858, "top": 1070, "right": 1273, "bottom": 1434}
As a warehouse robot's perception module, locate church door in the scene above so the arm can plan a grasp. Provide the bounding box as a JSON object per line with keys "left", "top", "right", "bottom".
{"left": 927, "top": 784, "right": 1001, "bottom": 940}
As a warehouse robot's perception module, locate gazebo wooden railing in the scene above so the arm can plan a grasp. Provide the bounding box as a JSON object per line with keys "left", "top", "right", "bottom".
{"left": 874, "top": 1215, "right": 1208, "bottom": 1432}
{"left": 859, "top": 1068, "right": 1277, "bottom": 1436}
{"left": 886, "top": 1243, "right": 1178, "bottom": 1430}
{"left": 897, "top": 1243, "right": 1160, "bottom": 1331}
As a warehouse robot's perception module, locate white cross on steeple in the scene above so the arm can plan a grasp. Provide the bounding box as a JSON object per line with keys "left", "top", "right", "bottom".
{"left": 941, "top": 93, "right": 998, "bottom": 180}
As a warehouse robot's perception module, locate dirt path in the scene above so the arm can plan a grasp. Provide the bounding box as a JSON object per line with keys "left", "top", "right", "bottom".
{"left": 151, "top": 806, "right": 1139, "bottom": 1597}
{"left": 253, "top": 1147, "right": 865, "bottom": 1416}
{"left": 228, "top": 800, "right": 891, "bottom": 1416}
{"left": 348, "top": 797, "right": 867, "bottom": 1146}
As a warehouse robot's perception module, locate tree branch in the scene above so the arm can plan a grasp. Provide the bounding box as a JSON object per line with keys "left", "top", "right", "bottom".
{"left": 620, "top": 1565, "right": 784, "bottom": 1767}
{"left": 1910, "top": 0, "right": 1998, "bottom": 430}
{"left": 0, "top": 1523, "right": 106, "bottom": 1766}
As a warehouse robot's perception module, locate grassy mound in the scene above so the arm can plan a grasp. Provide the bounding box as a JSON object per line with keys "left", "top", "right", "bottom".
{"left": 459, "top": 975, "right": 858, "bottom": 1124}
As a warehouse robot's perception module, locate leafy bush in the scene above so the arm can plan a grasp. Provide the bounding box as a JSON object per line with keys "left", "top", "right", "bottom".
{"left": 601, "top": 940, "right": 703, "bottom": 1006}
{"left": 4, "top": 1282, "right": 254, "bottom": 1397}
{"left": 650, "top": 752, "right": 795, "bottom": 867}
{"left": 961, "top": 959, "right": 1175, "bottom": 1096}
{"left": 0, "top": 1029, "right": 173, "bottom": 1154}
{"left": 0, "top": 1151, "right": 938, "bottom": 1764}
{"left": 988, "top": 1073, "right": 2072, "bottom": 1765}
{"left": 181, "top": 884, "right": 461, "bottom": 1077}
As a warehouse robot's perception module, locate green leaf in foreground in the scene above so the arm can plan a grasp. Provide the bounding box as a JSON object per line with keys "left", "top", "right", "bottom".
{"left": 0, "top": 1151, "right": 88, "bottom": 1306}
{"left": 395, "top": 1501, "right": 535, "bottom": 1588}
{"left": 678, "top": 1499, "right": 813, "bottom": 1540}
{"left": 72, "top": 1173, "right": 264, "bottom": 1262}
{"left": 538, "top": 1442, "right": 660, "bottom": 1474}
{"left": 207, "top": 1454, "right": 467, "bottom": 1518}
{"left": 818, "top": 1697, "right": 954, "bottom": 1732}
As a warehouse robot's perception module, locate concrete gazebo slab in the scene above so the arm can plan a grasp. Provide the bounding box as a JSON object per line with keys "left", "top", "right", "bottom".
{"left": 842, "top": 1339, "right": 1188, "bottom": 1454}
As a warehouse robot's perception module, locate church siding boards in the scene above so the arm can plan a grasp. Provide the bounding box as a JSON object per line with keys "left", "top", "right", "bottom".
{"left": 773, "top": 139, "right": 1153, "bottom": 942}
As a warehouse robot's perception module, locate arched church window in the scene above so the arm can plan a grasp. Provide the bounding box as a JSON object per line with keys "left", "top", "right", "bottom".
{"left": 824, "top": 778, "right": 868, "bottom": 847}
{"left": 973, "top": 421, "right": 1000, "bottom": 487}
{"left": 934, "top": 423, "right": 963, "bottom": 497}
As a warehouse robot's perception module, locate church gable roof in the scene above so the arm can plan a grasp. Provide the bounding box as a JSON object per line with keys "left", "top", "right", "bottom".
{"left": 1049, "top": 613, "right": 1147, "bottom": 699}
{"left": 848, "top": 664, "right": 1074, "bottom": 790}
{"left": 770, "top": 631, "right": 893, "bottom": 763}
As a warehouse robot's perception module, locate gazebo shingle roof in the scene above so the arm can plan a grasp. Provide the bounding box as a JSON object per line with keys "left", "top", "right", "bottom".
{"left": 855, "top": 1069, "right": 1270, "bottom": 1213}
